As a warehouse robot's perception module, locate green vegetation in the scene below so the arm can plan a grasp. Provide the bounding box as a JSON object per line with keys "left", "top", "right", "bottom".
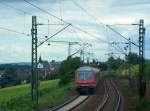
{"left": 118, "top": 80, "right": 150, "bottom": 111}
{"left": 0, "top": 56, "right": 81, "bottom": 111}
{"left": 100, "top": 52, "right": 150, "bottom": 79}
{"left": 0, "top": 67, "right": 20, "bottom": 88}
{"left": 102, "top": 52, "right": 150, "bottom": 110}
{"left": 0, "top": 79, "right": 76, "bottom": 111}
{"left": 118, "top": 61, "right": 150, "bottom": 80}
{"left": 59, "top": 56, "right": 81, "bottom": 86}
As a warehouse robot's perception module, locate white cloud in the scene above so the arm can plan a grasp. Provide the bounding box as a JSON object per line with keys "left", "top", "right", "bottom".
{"left": 0, "top": 0, "right": 150, "bottom": 63}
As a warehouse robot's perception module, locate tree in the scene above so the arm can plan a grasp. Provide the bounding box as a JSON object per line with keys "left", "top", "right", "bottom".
{"left": 59, "top": 56, "right": 81, "bottom": 86}
{"left": 107, "top": 56, "right": 125, "bottom": 71}
{"left": 0, "top": 67, "right": 19, "bottom": 88}
{"left": 99, "top": 62, "right": 107, "bottom": 71}
{"left": 125, "top": 52, "right": 139, "bottom": 65}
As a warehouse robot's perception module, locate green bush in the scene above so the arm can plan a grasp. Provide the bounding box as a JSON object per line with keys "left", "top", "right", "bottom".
{"left": 135, "top": 98, "right": 150, "bottom": 111}
{"left": 58, "top": 57, "right": 81, "bottom": 86}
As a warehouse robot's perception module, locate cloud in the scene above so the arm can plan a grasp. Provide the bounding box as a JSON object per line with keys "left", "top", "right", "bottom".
{"left": 0, "top": 0, "right": 150, "bottom": 63}
{"left": 111, "top": 0, "right": 150, "bottom": 7}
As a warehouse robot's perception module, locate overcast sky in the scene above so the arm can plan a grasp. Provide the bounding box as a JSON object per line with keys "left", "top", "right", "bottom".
{"left": 0, "top": 0, "right": 150, "bottom": 63}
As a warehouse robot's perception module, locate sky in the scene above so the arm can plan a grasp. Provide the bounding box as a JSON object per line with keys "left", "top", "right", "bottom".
{"left": 0, "top": 0, "right": 150, "bottom": 63}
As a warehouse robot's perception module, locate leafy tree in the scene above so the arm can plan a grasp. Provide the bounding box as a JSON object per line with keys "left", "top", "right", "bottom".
{"left": 59, "top": 56, "right": 81, "bottom": 86}
{"left": 0, "top": 67, "right": 19, "bottom": 88}
{"left": 125, "top": 52, "right": 139, "bottom": 65}
{"left": 99, "top": 62, "right": 107, "bottom": 71}
{"left": 106, "top": 56, "right": 125, "bottom": 76}
{"left": 107, "top": 56, "right": 123, "bottom": 70}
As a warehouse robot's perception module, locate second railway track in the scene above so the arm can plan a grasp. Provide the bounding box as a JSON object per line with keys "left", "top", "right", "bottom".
{"left": 47, "top": 79, "right": 121, "bottom": 111}
{"left": 96, "top": 79, "right": 121, "bottom": 111}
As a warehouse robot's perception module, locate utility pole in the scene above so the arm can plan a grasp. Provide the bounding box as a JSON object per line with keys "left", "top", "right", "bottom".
{"left": 68, "top": 42, "right": 71, "bottom": 57}
{"left": 31, "top": 16, "right": 38, "bottom": 107}
{"left": 128, "top": 38, "right": 132, "bottom": 86}
{"left": 139, "top": 19, "right": 146, "bottom": 98}
{"left": 44, "top": 40, "right": 79, "bottom": 57}
{"left": 68, "top": 42, "right": 79, "bottom": 57}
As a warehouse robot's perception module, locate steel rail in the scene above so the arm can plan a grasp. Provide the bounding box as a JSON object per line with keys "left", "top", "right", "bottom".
{"left": 95, "top": 80, "right": 110, "bottom": 111}
{"left": 111, "top": 80, "right": 121, "bottom": 111}
{"left": 96, "top": 80, "right": 121, "bottom": 111}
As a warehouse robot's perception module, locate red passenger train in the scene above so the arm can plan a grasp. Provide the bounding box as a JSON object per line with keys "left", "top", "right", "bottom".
{"left": 75, "top": 66, "right": 100, "bottom": 94}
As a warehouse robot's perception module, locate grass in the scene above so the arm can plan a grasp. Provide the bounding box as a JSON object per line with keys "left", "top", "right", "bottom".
{"left": 0, "top": 79, "right": 76, "bottom": 111}
{"left": 117, "top": 79, "right": 150, "bottom": 111}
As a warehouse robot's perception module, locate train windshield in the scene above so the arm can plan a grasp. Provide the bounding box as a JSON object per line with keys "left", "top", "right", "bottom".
{"left": 77, "top": 71, "right": 92, "bottom": 80}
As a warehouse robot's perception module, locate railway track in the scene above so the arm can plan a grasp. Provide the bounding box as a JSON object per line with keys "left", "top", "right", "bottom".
{"left": 50, "top": 95, "right": 90, "bottom": 111}
{"left": 47, "top": 79, "right": 121, "bottom": 111}
{"left": 96, "top": 79, "right": 121, "bottom": 111}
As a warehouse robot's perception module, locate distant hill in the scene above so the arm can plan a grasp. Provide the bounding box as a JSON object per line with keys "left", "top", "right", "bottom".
{"left": 0, "top": 62, "right": 31, "bottom": 70}
{"left": 0, "top": 62, "right": 31, "bottom": 66}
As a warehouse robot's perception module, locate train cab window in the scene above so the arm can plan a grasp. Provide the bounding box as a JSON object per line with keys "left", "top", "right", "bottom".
{"left": 77, "top": 71, "right": 92, "bottom": 80}
{"left": 84, "top": 71, "right": 92, "bottom": 80}
{"left": 77, "top": 72, "right": 84, "bottom": 80}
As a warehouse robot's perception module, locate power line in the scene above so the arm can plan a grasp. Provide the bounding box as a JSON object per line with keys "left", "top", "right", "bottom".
{"left": 71, "top": 0, "right": 105, "bottom": 26}
{"left": 0, "top": 1, "right": 32, "bottom": 15}
{"left": 71, "top": 0, "right": 139, "bottom": 48}
{"left": 23, "top": 0, "right": 140, "bottom": 48}
{"left": 23, "top": 0, "right": 69, "bottom": 24}
{"left": 106, "top": 25, "right": 139, "bottom": 47}
{"left": 22, "top": 0, "right": 109, "bottom": 44}
{"left": 38, "top": 24, "right": 71, "bottom": 47}
{"left": 0, "top": 26, "right": 30, "bottom": 37}
{"left": 0, "top": 0, "right": 49, "bottom": 21}
{"left": 70, "top": 25, "right": 108, "bottom": 44}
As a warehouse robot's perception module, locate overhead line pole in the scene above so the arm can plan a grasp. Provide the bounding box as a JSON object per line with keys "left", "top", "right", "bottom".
{"left": 31, "top": 16, "right": 71, "bottom": 108}
{"left": 31, "top": 16, "right": 38, "bottom": 107}
{"left": 40, "top": 40, "right": 79, "bottom": 57}
{"left": 139, "top": 19, "right": 146, "bottom": 98}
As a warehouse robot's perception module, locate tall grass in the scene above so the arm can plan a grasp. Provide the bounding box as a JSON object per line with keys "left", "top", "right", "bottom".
{"left": 0, "top": 79, "right": 75, "bottom": 111}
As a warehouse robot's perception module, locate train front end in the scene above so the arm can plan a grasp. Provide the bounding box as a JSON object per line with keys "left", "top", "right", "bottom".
{"left": 75, "top": 66, "right": 99, "bottom": 94}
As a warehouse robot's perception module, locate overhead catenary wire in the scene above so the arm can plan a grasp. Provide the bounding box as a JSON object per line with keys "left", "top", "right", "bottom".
{"left": 71, "top": 0, "right": 105, "bottom": 26}
{"left": 38, "top": 24, "right": 71, "bottom": 47}
{"left": 106, "top": 24, "right": 127, "bottom": 58}
{"left": 70, "top": 25, "right": 109, "bottom": 44}
{"left": 0, "top": 0, "right": 51, "bottom": 36}
{"left": 0, "top": 0, "right": 53, "bottom": 22}
{"left": 0, "top": 1, "right": 32, "bottom": 15}
{"left": 0, "top": 26, "right": 30, "bottom": 37}
{"left": 71, "top": 0, "right": 139, "bottom": 48}
{"left": 106, "top": 25, "right": 139, "bottom": 47}
{"left": 22, "top": 0, "right": 109, "bottom": 44}
{"left": 22, "top": 0, "right": 138, "bottom": 57}
{"left": 23, "top": 0, "right": 69, "bottom": 24}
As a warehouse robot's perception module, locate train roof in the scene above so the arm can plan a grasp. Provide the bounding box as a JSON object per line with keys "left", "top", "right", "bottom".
{"left": 76, "top": 66, "right": 99, "bottom": 72}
